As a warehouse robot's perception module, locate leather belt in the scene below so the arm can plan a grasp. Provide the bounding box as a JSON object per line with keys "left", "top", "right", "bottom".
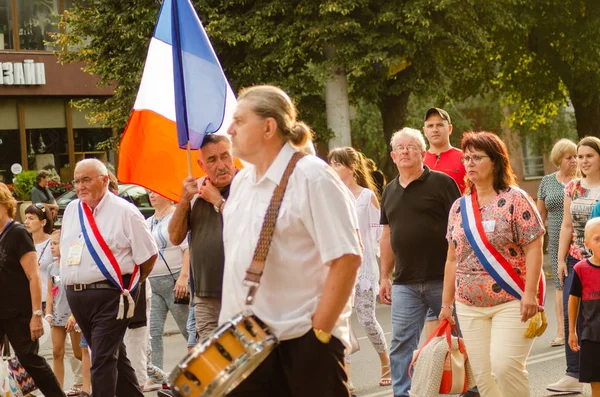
{"left": 67, "top": 281, "right": 118, "bottom": 292}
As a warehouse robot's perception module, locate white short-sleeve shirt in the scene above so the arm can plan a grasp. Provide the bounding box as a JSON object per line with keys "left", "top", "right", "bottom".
{"left": 219, "top": 143, "right": 362, "bottom": 347}
{"left": 146, "top": 212, "right": 189, "bottom": 278}
{"left": 60, "top": 191, "right": 158, "bottom": 285}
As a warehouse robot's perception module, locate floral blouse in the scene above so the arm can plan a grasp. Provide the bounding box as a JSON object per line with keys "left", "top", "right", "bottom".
{"left": 446, "top": 187, "right": 545, "bottom": 307}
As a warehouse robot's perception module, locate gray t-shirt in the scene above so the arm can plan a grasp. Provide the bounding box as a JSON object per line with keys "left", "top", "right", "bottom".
{"left": 48, "top": 263, "right": 72, "bottom": 327}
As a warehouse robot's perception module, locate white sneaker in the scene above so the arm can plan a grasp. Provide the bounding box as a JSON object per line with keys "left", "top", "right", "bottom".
{"left": 546, "top": 376, "right": 584, "bottom": 393}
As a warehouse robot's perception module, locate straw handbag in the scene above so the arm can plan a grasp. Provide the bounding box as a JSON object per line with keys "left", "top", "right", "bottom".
{"left": 408, "top": 320, "right": 475, "bottom": 396}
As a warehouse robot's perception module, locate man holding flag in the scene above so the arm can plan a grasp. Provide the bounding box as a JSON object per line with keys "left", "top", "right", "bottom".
{"left": 169, "top": 133, "right": 236, "bottom": 341}
{"left": 118, "top": 0, "right": 236, "bottom": 203}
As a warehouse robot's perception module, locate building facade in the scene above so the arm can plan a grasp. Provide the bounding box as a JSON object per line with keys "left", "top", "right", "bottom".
{"left": 0, "top": 0, "right": 114, "bottom": 184}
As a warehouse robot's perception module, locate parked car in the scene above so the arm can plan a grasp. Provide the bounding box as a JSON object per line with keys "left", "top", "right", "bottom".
{"left": 54, "top": 184, "right": 155, "bottom": 228}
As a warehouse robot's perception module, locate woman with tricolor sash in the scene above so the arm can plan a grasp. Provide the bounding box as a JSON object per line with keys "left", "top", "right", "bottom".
{"left": 439, "top": 132, "right": 545, "bottom": 397}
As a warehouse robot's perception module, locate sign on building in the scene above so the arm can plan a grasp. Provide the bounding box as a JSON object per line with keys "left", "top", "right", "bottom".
{"left": 0, "top": 60, "right": 46, "bottom": 85}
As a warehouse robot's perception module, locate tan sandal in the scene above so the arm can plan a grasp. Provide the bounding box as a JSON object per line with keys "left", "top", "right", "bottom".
{"left": 379, "top": 365, "right": 392, "bottom": 386}
{"left": 550, "top": 337, "right": 565, "bottom": 347}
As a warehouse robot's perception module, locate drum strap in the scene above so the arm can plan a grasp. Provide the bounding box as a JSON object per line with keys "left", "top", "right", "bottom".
{"left": 243, "top": 151, "right": 306, "bottom": 305}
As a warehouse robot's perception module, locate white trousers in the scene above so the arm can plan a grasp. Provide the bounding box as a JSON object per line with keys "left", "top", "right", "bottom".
{"left": 456, "top": 300, "right": 535, "bottom": 397}
{"left": 123, "top": 326, "right": 149, "bottom": 386}
{"left": 124, "top": 282, "right": 152, "bottom": 386}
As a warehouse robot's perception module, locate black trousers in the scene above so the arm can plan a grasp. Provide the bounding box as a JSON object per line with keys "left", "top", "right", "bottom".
{"left": 227, "top": 330, "right": 350, "bottom": 397}
{"left": 0, "top": 314, "right": 64, "bottom": 397}
{"left": 67, "top": 287, "right": 143, "bottom": 397}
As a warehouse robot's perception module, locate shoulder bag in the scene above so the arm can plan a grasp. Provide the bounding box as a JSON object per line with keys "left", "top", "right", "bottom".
{"left": 408, "top": 320, "right": 474, "bottom": 396}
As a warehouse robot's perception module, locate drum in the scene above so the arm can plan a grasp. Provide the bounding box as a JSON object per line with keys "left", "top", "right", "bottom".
{"left": 170, "top": 312, "right": 277, "bottom": 397}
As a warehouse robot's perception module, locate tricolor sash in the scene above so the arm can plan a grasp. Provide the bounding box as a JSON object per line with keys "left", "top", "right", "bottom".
{"left": 78, "top": 201, "right": 140, "bottom": 319}
{"left": 460, "top": 190, "right": 545, "bottom": 307}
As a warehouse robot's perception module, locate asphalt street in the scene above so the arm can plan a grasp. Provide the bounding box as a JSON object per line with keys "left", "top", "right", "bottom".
{"left": 38, "top": 275, "right": 591, "bottom": 396}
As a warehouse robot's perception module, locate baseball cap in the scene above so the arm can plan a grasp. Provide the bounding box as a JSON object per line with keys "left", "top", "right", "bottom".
{"left": 424, "top": 108, "right": 451, "bottom": 124}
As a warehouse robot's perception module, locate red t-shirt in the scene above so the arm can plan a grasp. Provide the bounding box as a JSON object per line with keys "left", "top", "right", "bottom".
{"left": 424, "top": 147, "right": 466, "bottom": 193}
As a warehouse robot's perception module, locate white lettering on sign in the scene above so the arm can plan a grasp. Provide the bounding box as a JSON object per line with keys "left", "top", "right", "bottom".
{"left": 0, "top": 60, "right": 46, "bottom": 85}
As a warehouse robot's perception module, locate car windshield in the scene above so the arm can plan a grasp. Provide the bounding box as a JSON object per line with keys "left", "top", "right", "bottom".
{"left": 56, "top": 190, "right": 77, "bottom": 206}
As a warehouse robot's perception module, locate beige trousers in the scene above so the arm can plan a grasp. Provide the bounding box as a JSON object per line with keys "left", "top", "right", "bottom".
{"left": 193, "top": 296, "right": 221, "bottom": 342}
{"left": 456, "top": 300, "right": 535, "bottom": 397}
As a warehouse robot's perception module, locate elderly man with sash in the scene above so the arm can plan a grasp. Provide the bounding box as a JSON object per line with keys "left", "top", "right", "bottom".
{"left": 60, "top": 159, "right": 158, "bottom": 397}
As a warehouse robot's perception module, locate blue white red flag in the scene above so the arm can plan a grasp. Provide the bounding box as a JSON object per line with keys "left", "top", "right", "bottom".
{"left": 118, "top": 0, "right": 236, "bottom": 202}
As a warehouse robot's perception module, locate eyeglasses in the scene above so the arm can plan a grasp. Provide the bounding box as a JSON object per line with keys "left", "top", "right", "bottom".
{"left": 461, "top": 155, "right": 490, "bottom": 164}
{"left": 393, "top": 145, "right": 421, "bottom": 152}
{"left": 72, "top": 175, "right": 104, "bottom": 186}
{"left": 34, "top": 203, "right": 46, "bottom": 213}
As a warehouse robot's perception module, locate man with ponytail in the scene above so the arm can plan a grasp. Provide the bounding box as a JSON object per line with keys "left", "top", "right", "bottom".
{"left": 221, "top": 85, "right": 362, "bottom": 396}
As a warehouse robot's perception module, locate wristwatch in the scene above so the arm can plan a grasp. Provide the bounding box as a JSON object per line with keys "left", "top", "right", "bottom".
{"left": 32, "top": 310, "right": 43, "bottom": 317}
{"left": 213, "top": 198, "right": 226, "bottom": 213}
{"left": 313, "top": 328, "right": 332, "bottom": 344}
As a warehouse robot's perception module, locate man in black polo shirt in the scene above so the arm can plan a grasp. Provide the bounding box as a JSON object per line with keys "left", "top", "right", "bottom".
{"left": 169, "top": 134, "right": 236, "bottom": 342}
{"left": 379, "top": 127, "right": 460, "bottom": 397}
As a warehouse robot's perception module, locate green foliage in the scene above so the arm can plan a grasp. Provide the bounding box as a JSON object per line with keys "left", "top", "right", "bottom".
{"left": 51, "top": 0, "right": 600, "bottom": 159}
{"left": 516, "top": 106, "right": 578, "bottom": 153}
{"left": 13, "top": 171, "right": 37, "bottom": 201}
{"left": 54, "top": 0, "right": 160, "bottom": 130}
{"left": 490, "top": 0, "right": 600, "bottom": 137}
{"left": 350, "top": 100, "right": 386, "bottom": 166}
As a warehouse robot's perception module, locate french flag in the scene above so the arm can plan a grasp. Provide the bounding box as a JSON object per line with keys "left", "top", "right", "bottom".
{"left": 118, "top": 0, "right": 237, "bottom": 202}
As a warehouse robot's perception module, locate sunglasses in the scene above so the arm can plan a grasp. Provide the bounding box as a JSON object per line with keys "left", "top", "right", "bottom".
{"left": 34, "top": 203, "right": 47, "bottom": 213}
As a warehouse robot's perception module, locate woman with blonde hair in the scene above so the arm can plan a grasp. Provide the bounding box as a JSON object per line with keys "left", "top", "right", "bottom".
{"left": 547, "top": 136, "right": 600, "bottom": 393}
{"left": 537, "top": 138, "right": 577, "bottom": 347}
{"left": 328, "top": 147, "right": 390, "bottom": 388}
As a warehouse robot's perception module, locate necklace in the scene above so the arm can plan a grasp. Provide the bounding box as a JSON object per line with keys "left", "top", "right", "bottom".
{"left": 154, "top": 206, "right": 173, "bottom": 221}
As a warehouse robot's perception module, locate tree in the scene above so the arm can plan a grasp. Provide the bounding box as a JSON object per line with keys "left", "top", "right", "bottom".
{"left": 54, "top": 0, "right": 160, "bottom": 132}
{"left": 55, "top": 1, "right": 494, "bottom": 154}
{"left": 491, "top": 0, "right": 600, "bottom": 139}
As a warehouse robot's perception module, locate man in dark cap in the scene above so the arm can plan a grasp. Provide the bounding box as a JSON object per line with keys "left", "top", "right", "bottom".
{"left": 423, "top": 108, "right": 466, "bottom": 193}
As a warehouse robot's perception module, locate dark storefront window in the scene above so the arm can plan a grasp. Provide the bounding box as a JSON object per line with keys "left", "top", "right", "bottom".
{"left": 26, "top": 127, "right": 67, "bottom": 173}
{"left": 17, "top": 0, "right": 59, "bottom": 50}
{"left": 0, "top": 0, "right": 15, "bottom": 50}
{"left": 0, "top": 100, "right": 21, "bottom": 183}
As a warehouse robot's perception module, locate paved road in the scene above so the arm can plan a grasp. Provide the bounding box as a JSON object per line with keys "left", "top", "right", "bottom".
{"left": 349, "top": 281, "right": 591, "bottom": 397}
{"left": 39, "top": 279, "right": 590, "bottom": 396}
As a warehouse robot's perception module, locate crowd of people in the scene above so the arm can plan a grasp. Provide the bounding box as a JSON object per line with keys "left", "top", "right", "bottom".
{"left": 0, "top": 85, "right": 598, "bottom": 397}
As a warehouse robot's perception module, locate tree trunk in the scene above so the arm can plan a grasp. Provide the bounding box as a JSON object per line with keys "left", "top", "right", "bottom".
{"left": 570, "top": 89, "right": 600, "bottom": 139}
{"left": 378, "top": 91, "right": 411, "bottom": 178}
{"left": 325, "top": 72, "right": 352, "bottom": 149}
{"left": 324, "top": 44, "right": 352, "bottom": 149}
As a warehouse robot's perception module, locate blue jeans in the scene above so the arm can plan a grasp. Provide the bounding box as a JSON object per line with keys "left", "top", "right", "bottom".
{"left": 564, "top": 256, "right": 583, "bottom": 378}
{"left": 149, "top": 273, "right": 190, "bottom": 369}
{"left": 187, "top": 302, "right": 197, "bottom": 348}
{"left": 390, "top": 280, "right": 443, "bottom": 397}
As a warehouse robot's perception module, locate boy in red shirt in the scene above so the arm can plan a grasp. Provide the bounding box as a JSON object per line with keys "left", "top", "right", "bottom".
{"left": 568, "top": 218, "right": 600, "bottom": 396}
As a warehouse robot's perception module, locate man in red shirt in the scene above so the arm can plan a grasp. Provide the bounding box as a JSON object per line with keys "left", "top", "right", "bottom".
{"left": 423, "top": 108, "right": 466, "bottom": 193}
